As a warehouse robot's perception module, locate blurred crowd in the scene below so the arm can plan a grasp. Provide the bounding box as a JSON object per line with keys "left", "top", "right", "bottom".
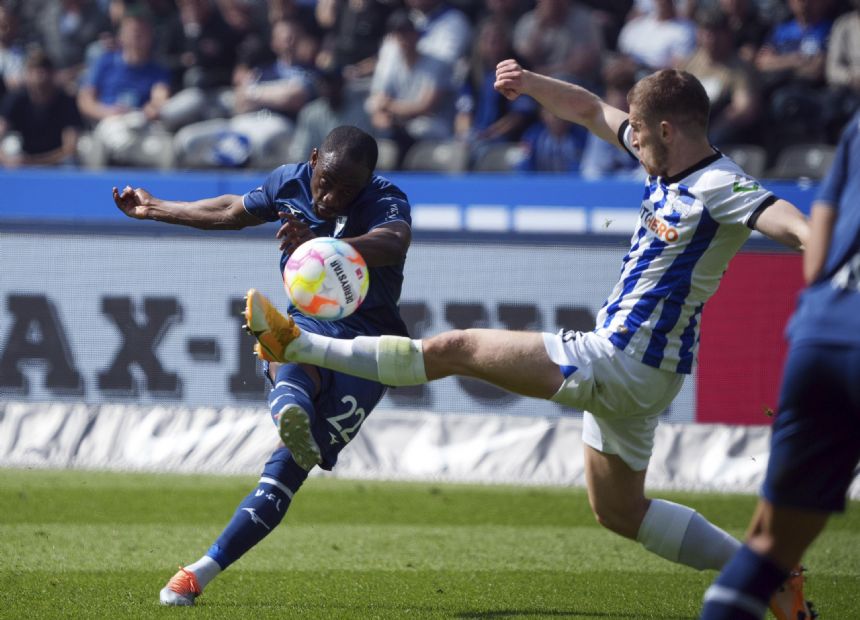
{"left": 0, "top": 0, "right": 856, "bottom": 176}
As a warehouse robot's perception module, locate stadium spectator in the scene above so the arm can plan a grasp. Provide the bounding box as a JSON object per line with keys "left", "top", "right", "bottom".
{"left": 405, "top": 0, "right": 472, "bottom": 69}
{"left": 580, "top": 60, "right": 642, "bottom": 178}
{"left": 0, "top": 49, "right": 82, "bottom": 167}
{"left": 315, "top": 0, "right": 392, "bottom": 84}
{"left": 700, "top": 109, "right": 860, "bottom": 620}
{"left": 627, "top": 0, "right": 696, "bottom": 20}
{"left": 35, "top": 0, "right": 111, "bottom": 92}
{"left": 718, "top": 0, "right": 770, "bottom": 64}
{"left": 244, "top": 60, "right": 811, "bottom": 616}
{"left": 516, "top": 106, "right": 589, "bottom": 172}
{"left": 88, "top": 0, "right": 183, "bottom": 68}
{"left": 155, "top": 0, "right": 244, "bottom": 132}
{"left": 161, "top": 0, "right": 242, "bottom": 91}
{"left": 76, "top": 8, "right": 172, "bottom": 168}
{"left": 825, "top": 0, "right": 860, "bottom": 139}
{"left": 755, "top": 0, "right": 833, "bottom": 145}
{"left": 287, "top": 67, "right": 373, "bottom": 162}
{"left": 0, "top": 4, "right": 25, "bottom": 94}
{"left": 617, "top": 0, "right": 696, "bottom": 71}
{"left": 217, "top": 0, "right": 271, "bottom": 46}
{"left": 371, "top": 0, "right": 472, "bottom": 93}
{"left": 577, "top": 0, "right": 637, "bottom": 52}
{"left": 268, "top": 0, "right": 322, "bottom": 38}
{"left": 512, "top": 0, "right": 603, "bottom": 89}
{"left": 683, "top": 8, "right": 762, "bottom": 147}
{"left": 481, "top": 0, "right": 530, "bottom": 26}
{"left": 173, "top": 17, "right": 317, "bottom": 168}
{"left": 111, "top": 125, "right": 413, "bottom": 608}
{"left": 233, "top": 17, "right": 316, "bottom": 118}
{"left": 366, "top": 10, "right": 454, "bottom": 166}
{"left": 455, "top": 16, "right": 537, "bottom": 160}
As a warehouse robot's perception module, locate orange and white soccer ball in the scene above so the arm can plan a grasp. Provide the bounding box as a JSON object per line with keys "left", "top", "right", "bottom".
{"left": 283, "top": 237, "right": 369, "bottom": 320}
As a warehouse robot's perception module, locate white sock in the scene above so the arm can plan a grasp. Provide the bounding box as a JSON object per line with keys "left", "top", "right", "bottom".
{"left": 636, "top": 499, "right": 741, "bottom": 571}
{"left": 185, "top": 556, "right": 221, "bottom": 591}
{"left": 637, "top": 499, "right": 694, "bottom": 564}
{"left": 677, "top": 512, "right": 741, "bottom": 570}
{"left": 285, "top": 333, "right": 427, "bottom": 386}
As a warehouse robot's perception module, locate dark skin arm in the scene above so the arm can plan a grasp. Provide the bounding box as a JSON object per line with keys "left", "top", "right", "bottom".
{"left": 112, "top": 186, "right": 265, "bottom": 230}
{"left": 276, "top": 212, "right": 411, "bottom": 267}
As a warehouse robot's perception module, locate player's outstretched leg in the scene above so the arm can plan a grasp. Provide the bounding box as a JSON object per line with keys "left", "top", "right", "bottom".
{"left": 244, "top": 288, "right": 428, "bottom": 386}
{"left": 159, "top": 447, "right": 308, "bottom": 605}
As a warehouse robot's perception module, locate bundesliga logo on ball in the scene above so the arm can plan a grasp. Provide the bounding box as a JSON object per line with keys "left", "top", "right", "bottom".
{"left": 283, "top": 237, "right": 369, "bottom": 320}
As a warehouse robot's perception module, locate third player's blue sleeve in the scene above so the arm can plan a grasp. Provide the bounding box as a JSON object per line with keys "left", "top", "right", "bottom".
{"left": 816, "top": 119, "right": 855, "bottom": 208}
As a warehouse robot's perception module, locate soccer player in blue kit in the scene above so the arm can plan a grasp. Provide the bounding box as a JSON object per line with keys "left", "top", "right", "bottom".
{"left": 244, "top": 63, "right": 816, "bottom": 617}
{"left": 700, "top": 112, "right": 860, "bottom": 619}
{"left": 112, "top": 126, "right": 412, "bottom": 605}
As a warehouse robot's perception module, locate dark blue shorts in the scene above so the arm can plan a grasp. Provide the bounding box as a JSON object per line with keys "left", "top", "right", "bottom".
{"left": 762, "top": 342, "right": 860, "bottom": 512}
{"left": 264, "top": 313, "right": 388, "bottom": 470}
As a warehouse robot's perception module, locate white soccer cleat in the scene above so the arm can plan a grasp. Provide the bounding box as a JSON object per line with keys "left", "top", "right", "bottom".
{"left": 159, "top": 566, "right": 201, "bottom": 606}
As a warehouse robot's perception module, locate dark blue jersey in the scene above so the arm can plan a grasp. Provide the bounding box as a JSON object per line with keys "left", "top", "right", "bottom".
{"left": 787, "top": 112, "right": 860, "bottom": 347}
{"left": 243, "top": 162, "right": 411, "bottom": 337}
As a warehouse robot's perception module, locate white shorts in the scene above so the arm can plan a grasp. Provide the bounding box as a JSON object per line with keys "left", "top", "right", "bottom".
{"left": 542, "top": 330, "right": 685, "bottom": 471}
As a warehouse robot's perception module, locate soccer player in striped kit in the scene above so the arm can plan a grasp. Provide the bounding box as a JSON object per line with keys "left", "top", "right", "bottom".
{"left": 245, "top": 62, "right": 812, "bottom": 617}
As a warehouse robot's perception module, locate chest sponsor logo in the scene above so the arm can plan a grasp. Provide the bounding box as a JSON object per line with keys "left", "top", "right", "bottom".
{"left": 641, "top": 207, "right": 680, "bottom": 243}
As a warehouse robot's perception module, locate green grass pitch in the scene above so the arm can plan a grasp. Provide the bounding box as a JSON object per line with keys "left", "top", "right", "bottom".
{"left": 1, "top": 468, "right": 857, "bottom": 619}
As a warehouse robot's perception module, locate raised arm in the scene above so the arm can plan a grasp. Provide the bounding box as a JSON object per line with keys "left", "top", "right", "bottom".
{"left": 494, "top": 58, "right": 629, "bottom": 149}
{"left": 752, "top": 198, "right": 809, "bottom": 252}
{"left": 112, "top": 186, "right": 265, "bottom": 230}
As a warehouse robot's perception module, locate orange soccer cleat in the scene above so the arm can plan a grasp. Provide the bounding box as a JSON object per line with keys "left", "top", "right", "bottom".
{"left": 769, "top": 565, "right": 817, "bottom": 620}
{"left": 243, "top": 288, "right": 301, "bottom": 362}
{"left": 159, "top": 566, "right": 202, "bottom": 606}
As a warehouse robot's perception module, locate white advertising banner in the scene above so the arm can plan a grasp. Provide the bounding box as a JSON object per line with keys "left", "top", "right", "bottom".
{"left": 0, "top": 230, "right": 697, "bottom": 422}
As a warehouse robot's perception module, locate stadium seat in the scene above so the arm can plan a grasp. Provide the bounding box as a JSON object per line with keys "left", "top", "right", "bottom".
{"left": 376, "top": 138, "right": 399, "bottom": 171}
{"left": 721, "top": 144, "right": 766, "bottom": 178}
{"left": 766, "top": 143, "right": 837, "bottom": 180}
{"left": 472, "top": 142, "right": 528, "bottom": 172}
{"left": 402, "top": 139, "right": 469, "bottom": 172}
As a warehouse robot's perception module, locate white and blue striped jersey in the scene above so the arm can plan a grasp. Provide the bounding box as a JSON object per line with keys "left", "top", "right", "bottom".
{"left": 593, "top": 121, "right": 776, "bottom": 374}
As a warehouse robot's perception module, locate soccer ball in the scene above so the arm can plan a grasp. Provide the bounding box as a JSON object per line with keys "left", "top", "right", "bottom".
{"left": 283, "top": 237, "right": 369, "bottom": 320}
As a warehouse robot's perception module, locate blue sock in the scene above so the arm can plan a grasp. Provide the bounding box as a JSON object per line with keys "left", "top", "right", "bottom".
{"left": 205, "top": 447, "right": 308, "bottom": 569}
{"left": 267, "top": 363, "right": 317, "bottom": 427}
{"left": 700, "top": 545, "right": 788, "bottom": 619}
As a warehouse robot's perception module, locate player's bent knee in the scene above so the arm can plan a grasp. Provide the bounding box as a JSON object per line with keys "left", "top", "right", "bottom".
{"left": 590, "top": 502, "right": 644, "bottom": 540}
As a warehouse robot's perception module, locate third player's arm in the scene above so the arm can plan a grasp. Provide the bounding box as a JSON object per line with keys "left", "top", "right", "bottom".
{"left": 752, "top": 198, "right": 809, "bottom": 252}
{"left": 802, "top": 201, "right": 837, "bottom": 284}
{"left": 112, "top": 186, "right": 265, "bottom": 230}
{"left": 494, "top": 59, "right": 629, "bottom": 149}
{"left": 345, "top": 221, "right": 411, "bottom": 268}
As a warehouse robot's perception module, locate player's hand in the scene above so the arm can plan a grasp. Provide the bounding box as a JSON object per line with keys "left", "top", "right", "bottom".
{"left": 495, "top": 59, "right": 526, "bottom": 101}
{"left": 276, "top": 211, "right": 315, "bottom": 253}
{"left": 112, "top": 185, "right": 155, "bottom": 219}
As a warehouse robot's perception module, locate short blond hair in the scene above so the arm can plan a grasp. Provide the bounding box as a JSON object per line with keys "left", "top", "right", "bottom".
{"left": 628, "top": 69, "right": 710, "bottom": 134}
